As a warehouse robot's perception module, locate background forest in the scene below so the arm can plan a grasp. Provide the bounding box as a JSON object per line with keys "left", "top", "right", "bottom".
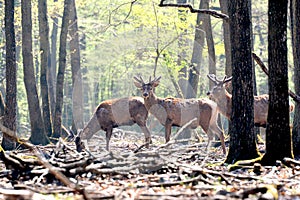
{"left": 0, "top": 0, "right": 297, "bottom": 158}
{"left": 1, "top": 0, "right": 287, "bottom": 134}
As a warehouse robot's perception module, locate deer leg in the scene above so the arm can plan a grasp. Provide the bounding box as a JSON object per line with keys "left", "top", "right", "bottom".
{"left": 105, "top": 127, "right": 113, "bottom": 151}
{"left": 165, "top": 118, "right": 173, "bottom": 143}
{"left": 139, "top": 125, "right": 152, "bottom": 148}
{"left": 209, "top": 125, "right": 226, "bottom": 155}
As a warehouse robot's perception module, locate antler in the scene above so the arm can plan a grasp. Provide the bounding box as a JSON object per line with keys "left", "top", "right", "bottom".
{"left": 207, "top": 74, "right": 219, "bottom": 84}
{"left": 150, "top": 76, "right": 161, "bottom": 84}
{"left": 207, "top": 74, "right": 232, "bottom": 85}
{"left": 133, "top": 76, "right": 145, "bottom": 84}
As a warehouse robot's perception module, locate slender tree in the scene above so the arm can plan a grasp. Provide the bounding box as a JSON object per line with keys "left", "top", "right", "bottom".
{"left": 49, "top": 0, "right": 59, "bottom": 121}
{"left": 2, "top": 0, "right": 17, "bottom": 150}
{"left": 69, "top": 0, "right": 84, "bottom": 132}
{"left": 291, "top": 0, "right": 300, "bottom": 158}
{"left": 53, "top": 0, "right": 72, "bottom": 139}
{"left": 261, "top": 0, "right": 292, "bottom": 165}
{"left": 186, "top": 0, "right": 205, "bottom": 99}
{"left": 219, "top": 0, "right": 232, "bottom": 77}
{"left": 22, "top": 0, "right": 49, "bottom": 145}
{"left": 225, "top": 0, "right": 260, "bottom": 163}
{"left": 38, "top": 0, "right": 53, "bottom": 137}
{"left": 204, "top": 0, "right": 216, "bottom": 90}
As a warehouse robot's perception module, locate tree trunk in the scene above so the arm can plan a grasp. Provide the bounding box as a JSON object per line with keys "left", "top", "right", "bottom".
{"left": 262, "top": 0, "right": 292, "bottom": 165}
{"left": 53, "top": 0, "right": 72, "bottom": 140}
{"left": 0, "top": 92, "right": 5, "bottom": 117}
{"left": 291, "top": 0, "right": 300, "bottom": 158}
{"left": 48, "top": 0, "right": 59, "bottom": 125}
{"left": 38, "top": 0, "right": 53, "bottom": 138}
{"left": 186, "top": 0, "right": 205, "bottom": 99}
{"left": 204, "top": 0, "right": 216, "bottom": 91}
{"left": 219, "top": 0, "right": 233, "bottom": 136}
{"left": 177, "top": 0, "right": 188, "bottom": 98}
{"left": 22, "top": 0, "right": 49, "bottom": 145}
{"left": 219, "top": 0, "right": 232, "bottom": 77}
{"left": 69, "top": 0, "right": 83, "bottom": 133}
{"left": 2, "top": 0, "right": 17, "bottom": 150}
{"left": 225, "top": 0, "right": 260, "bottom": 164}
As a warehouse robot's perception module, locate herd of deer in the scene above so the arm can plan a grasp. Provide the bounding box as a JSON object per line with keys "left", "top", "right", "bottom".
{"left": 78, "top": 74, "right": 294, "bottom": 155}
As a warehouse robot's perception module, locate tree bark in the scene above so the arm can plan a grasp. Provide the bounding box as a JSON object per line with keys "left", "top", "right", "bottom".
{"left": 69, "top": 0, "right": 84, "bottom": 132}
{"left": 204, "top": 0, "right": 216, "bottom": 91}
{"left": 291, "top": 0, "right": 300, "bottom": 158}
{"left": 53, "top": 0, "right": 72, "bottom": 139}
{"left": 2, "top": 0, "right": 17, "bottom": 150}
{"left": 38, "top": 0, "right": 53, "bottom": 138}
{"left": 219, "top": 0, "right": 232, "bottom": 77}
{"left": 22, "top": 0, "right": 49, "bottom": 145}
{"left": 262, "top": 0, "right": 292, "bottom": 165}
{"left": 225, "top": 0, "right": 260, "bottom": 164}
{"left": 186, "top": 0, "right": 205, "bottom": 99}
{"left": 48, "top": 0, "right": 59, "bottom": 125}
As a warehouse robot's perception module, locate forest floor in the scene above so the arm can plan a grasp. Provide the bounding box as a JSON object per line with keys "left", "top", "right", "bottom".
{"left": 0, "top": 129, "right": 300, "bottom": 200}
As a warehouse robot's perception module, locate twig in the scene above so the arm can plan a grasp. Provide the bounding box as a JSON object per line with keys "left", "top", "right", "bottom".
{"left": 252, "top": 52, "right": 300, "bottom": 103}
{"left": 153, "top": 118, "right": 197, "bottom": 151}
{"left": 0, "top": 122, "right": 89, "bottom": 199}
{"left": 159, "top": 0, "right": 229, "bottom": 20}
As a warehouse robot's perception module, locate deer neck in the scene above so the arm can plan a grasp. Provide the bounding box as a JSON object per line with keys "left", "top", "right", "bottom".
{"left": 143, "top": 92, "right": 160, "bottom": 111}
{"left": 216, "top": 91, "right": 232, "bottom": 119}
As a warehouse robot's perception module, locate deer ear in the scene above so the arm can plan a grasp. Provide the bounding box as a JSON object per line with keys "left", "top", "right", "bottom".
{"left": 224, "top": 81, "right": 231, "bottom": 88}
{"left": 152, "top": 80, "right": 160, "bottom": 87}
{"left": 133, "top": 81, "right": 142, "bottom": 88}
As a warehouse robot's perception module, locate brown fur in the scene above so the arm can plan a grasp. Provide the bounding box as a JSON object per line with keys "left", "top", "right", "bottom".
{"left": 80, "top": 97, "right": 151, "bottom": 150}
{"left": 207, "top": 74, "right": 294, "bottom": 127}
{"left": 134, "top": 76, "right": 226, "bottom": 154}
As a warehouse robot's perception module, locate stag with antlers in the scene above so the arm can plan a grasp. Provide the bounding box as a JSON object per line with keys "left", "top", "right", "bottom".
{"left": 134, "top": 76, "right": 226, "bottom": 154}
{"left": 206, "top": 74, "right": 294, "bottom": 127}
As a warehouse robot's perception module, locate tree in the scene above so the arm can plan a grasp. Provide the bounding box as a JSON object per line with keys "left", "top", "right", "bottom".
{"left": 69, "top": 0, "right": 84, "bottom": 132}
{"left": 219, "top": 0, "right": 232, "bottom": 77}
{"left": 22, "top": 0, "right": 49, "bottom": 145}
{"left": 48, "top": 0, "right": 59, "bottom": 121}
{"left": 261, "top": 0, "right": 292, "bottom": 165}
{"left": 225, "top": 0, "right": 260, "bottom": 163}
{"left": 2, "top": 0, "right": 17, "bottom": 150}
{"left": 186, "top": 0, "right": 205, "bottom": 99}
{"left": 291, "top": 0, "right": 300, "bottom": 158}
{"left": 38, "top": 0, "right": 53, "bottom": 137}
{"left": 53, "top": 0, "right": 72, "bottom": 139}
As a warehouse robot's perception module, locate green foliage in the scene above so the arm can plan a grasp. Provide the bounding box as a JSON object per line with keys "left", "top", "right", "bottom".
{"left": 0, "top": 0, "right": 295, "bottom": 130}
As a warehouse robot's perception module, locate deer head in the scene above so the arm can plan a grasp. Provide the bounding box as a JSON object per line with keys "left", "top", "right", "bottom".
{"left": 207, "top": 74, "right": 232, "bottom": 101}
{"left": 133, "top": 76, "right": 161, "bottom": 99}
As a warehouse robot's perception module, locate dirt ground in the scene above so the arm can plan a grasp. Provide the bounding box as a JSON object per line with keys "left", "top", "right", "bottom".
{"left": 0, "top": 129, "right": 300, "bottom": 200}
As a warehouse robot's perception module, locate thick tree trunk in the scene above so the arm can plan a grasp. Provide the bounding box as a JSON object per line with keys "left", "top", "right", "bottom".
{"left": 262, "top": 0, "right": 292, "bottom": 165}
{"left": 38, "top": 0, "right": 53, "bottom": 138}
{"left": 291, "top": 0, "right": 300, "bottom": 158}
{"left": 2, "top": 0, "right": 17, "bottom": 150}
{"left": 53, "top": 0, "right": 72, "bottom": 140}
{"left": 225, "top": 0, "right": 259, "bottom": 164}
{"left": 22, "top": 0, "right": 49, "bottom": 145}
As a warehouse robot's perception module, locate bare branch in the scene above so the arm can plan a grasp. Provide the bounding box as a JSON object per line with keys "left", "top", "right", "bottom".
{"left": 159, "top": 0, "right": 229, "bottom": 20}
{"left": 252, "top": 52, "right": 300, "bottom": 103}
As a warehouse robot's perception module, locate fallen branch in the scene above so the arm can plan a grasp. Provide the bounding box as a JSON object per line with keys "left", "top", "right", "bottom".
{"left": 0, "top": 122, "right": 89, "bottom": 199}
{"left": 159, "top": 0, "right": 229, "bottom": 20}
{"left": 252, "top": 52, "right": 300, "bottom": 103}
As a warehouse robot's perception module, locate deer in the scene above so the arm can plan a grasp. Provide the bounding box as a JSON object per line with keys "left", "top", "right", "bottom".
{"left": 133, "top": 76, "right": 226, "bottom": 154}
{"left": 79, "top": 97, "right": 151, "bottom": 151}
{"left": 206, "top": 74, "right": 294, "bottom": 127}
